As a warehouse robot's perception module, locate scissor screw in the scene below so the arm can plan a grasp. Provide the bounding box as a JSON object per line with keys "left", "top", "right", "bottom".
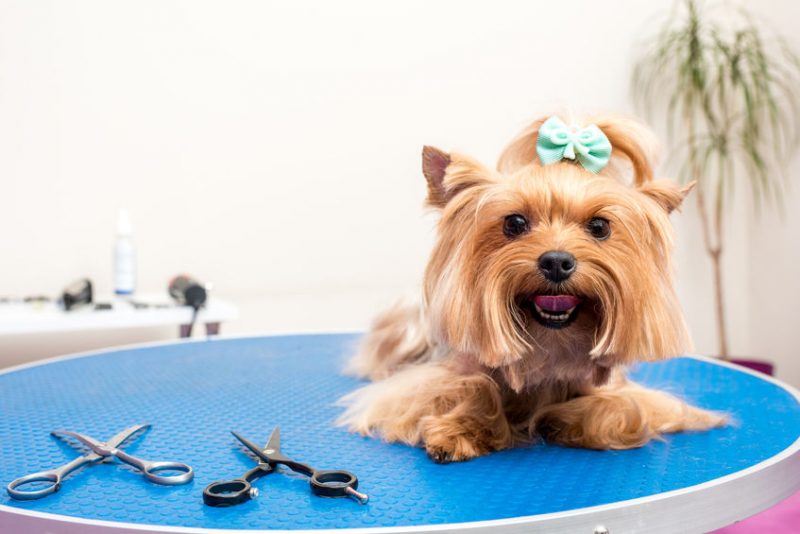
{"left": 249, "top": 488, "right": 259, "bottom": 499}
{"left": 345, "top": 486, "right": 369, "bottom": 504}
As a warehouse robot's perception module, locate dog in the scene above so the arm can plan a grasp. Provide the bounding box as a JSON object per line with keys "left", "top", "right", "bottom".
{"left": 338, "top": 113, "right": 725, "bottom": 463}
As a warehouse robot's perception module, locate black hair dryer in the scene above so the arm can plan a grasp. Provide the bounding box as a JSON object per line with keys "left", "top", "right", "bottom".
{"left": 169, "top": 275, "right": 208, "bottom": 337}
{"left": 168, "top": 275, "right": 207, "bottom": 310}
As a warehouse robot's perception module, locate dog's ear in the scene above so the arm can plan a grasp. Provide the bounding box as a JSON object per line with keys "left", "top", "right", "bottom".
{"left": 638, "top": 180, "right": 696, "bottom": 213}
{"left": 423, "top": 146, "right": 452, "bottom": 207}
{"left": 423, "top": 146, "right": 494, "bottom": 208}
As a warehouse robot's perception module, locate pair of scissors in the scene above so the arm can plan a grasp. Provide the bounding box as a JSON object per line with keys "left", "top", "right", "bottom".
{"left": 203, "top": 426, "right": 368, "bottom": 506}
{"left": 7, "top": 424, "right": 193, "bottom": 500}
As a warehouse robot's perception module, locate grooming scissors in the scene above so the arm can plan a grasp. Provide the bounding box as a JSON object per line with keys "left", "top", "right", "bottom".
{"left": 203, "top": 426, "right": 368, "bottom": 506}
{"left": 7, "top": 423, "right": 193, "bottom": 500}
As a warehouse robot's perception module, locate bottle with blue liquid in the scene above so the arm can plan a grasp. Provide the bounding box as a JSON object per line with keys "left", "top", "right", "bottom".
{"left": 114, "top": 208, "right": 136, "bottom": 296}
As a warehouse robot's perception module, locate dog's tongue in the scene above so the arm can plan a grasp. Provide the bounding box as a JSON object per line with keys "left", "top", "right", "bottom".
{"left": 533, "top": 295, "right": 581, "bottom": 312}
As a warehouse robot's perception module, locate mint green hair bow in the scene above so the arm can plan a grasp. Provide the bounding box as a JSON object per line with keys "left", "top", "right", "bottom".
{"left": 536, "top": 116, "right": 612, "bottom": 173}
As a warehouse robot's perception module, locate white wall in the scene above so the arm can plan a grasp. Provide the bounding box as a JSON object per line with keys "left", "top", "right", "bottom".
{"left": 0, "top": 1, "right": 797, "bottom": 384}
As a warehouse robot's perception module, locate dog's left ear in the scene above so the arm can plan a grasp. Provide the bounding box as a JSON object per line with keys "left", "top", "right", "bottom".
{"left": 423, "top": 146, "right": 452, "bottom": 207}
{"left": 638, "top": 180, "right": 696, "bottom": 213}
{"left": 423, "top": 146, "right": 494, "bottom": 208}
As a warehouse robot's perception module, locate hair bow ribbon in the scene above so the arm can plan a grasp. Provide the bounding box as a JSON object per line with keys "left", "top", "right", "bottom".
{"left": 536, "top": 116, "right": 612, "bottom": 173}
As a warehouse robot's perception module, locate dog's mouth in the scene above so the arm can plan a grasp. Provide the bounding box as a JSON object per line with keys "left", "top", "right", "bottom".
{"left": 520, "top": 294, "right": 582, "bottom": 329}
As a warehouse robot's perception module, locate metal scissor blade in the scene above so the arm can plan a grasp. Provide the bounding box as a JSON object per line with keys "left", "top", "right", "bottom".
{"left": 51, "top": 431, "right": 109, "bottom": 457}
{"left": 231, "top": 431, "right": 273, "bottom": 464}
{"left": 265, "top": 426, "right": 280, "bottom": 452}
{"left": 105, "top": 424, "right": 150, "bottom": 449}
{"left": 51, "top": 424, "right": 149, "bottom": 462}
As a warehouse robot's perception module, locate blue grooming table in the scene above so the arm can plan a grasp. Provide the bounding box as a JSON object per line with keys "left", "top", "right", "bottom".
{"left": 0, "top": 334, "right": 798, "bottom": 533}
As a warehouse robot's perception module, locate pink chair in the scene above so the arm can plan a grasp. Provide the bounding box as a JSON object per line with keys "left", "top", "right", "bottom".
{"left": 713, "top": 491, "right": 800, "bottom": 533}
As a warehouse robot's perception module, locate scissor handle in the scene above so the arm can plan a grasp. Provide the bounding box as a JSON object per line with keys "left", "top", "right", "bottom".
{"left": 310, "top": 470, "right": 368, "bottom": 504}
{"left": 113, "top": 449, "right": 193, "bottom": 485}
{"left": 203, "top": 479, "right": 254, "bottom": 507}
{"left": 6, "top": 454, "right": 96, "bottom": 501}
{"left": 6, "top": 471, "right": 62, "bottom": 501}
{"left": 202, "top": 463, "right": 272, "bottom": 507}
{"left": 140, "top": 461, "right": 194, "bottom": 485}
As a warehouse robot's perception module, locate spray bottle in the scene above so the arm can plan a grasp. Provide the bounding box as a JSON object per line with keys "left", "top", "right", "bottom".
{"left": 114, "top": 208, "right": 136, "bottom": 296}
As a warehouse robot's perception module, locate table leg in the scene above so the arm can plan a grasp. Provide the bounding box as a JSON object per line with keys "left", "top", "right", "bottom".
{"left": 205, "top": 322, "right": 221, "bottom": 336}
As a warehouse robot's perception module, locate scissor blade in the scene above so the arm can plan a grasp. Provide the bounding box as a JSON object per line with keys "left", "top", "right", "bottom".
{"left": 266, "top": 426, "right": 280, "bottom": 452}
{"left": 106, "top": 424, "right": 150, "bottom": 449}
{"left": 51, "top": 430, "right": 109, "bottom": 457}
{"left": 51, "top": 424, "right": 149, "bottom": 462}
{"left": 231, "top": 431, "right": 273, "bottom": 464}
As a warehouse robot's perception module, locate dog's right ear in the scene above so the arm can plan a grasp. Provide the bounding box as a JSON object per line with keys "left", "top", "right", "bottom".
{"left": 422, "top": 146, "right": 494, "bottom": 208}
{"left": 638, "top": 179, "right": 695, "bottom": 213}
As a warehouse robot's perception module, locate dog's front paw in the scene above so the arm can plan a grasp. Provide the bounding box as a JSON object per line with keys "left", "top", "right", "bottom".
{"left": 424, "top": 438, "right": 483, "bottom": 464}
{"left": 422, "top": 428, "right": 493, "bottom": 463}
{"left": 426, "top": 445, "right": 456, "bottom": 464}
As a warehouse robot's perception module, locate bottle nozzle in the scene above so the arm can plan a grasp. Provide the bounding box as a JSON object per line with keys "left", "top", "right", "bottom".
{"left": 117, "top": 208, "right": 133, "bottom": 236}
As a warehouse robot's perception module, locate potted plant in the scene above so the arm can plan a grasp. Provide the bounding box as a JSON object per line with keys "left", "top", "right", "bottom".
{"left": 632, "top": 0, "right": 800, "bottom": 374}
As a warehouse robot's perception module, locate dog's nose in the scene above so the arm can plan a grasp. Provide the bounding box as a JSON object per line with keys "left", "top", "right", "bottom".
{"left": 538, "top": 251, "right": 577, "bottom": 283}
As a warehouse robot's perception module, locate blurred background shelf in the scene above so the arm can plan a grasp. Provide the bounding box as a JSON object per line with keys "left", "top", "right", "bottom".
{"left": 0, "top": 295, "right": 239, "bottom": 337}
{"left": 0, "top": 294, "right": 238, "bottom": 339}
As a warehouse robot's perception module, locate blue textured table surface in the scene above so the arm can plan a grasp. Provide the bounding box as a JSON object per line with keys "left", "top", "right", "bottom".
{"left": 1, "top": 333, "right": 798, "bottom": 531}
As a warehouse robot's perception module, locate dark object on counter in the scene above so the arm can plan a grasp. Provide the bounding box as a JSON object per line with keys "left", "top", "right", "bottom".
{"left": 23, "top": 295, "right": 51, "bottom": 303}
{"left": 168, "top": 275, "right": 207, "bottom": 337}
{"left": 130, "top": 301, "right": 172, "bottom": 310}
{"left": 168, "top": 275, "right": 207, "bottom": 309}
{"left": 62, "top": 279, "right": 93, "bottom": 311}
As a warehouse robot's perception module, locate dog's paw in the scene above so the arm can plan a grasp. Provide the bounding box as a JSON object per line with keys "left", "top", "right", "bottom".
{"left": 423, "top": 432, "right": 489, "bottom": 463}
{"left": 674, "top": 405, "right": 729, "bottom": 432}
{"left": 426, "top": 446, "right": 455, "bottom": 464}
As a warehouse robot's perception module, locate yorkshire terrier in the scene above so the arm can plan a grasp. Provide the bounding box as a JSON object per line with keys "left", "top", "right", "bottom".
{"left": 338, "top": 113, "right": 726, "bottom": 463}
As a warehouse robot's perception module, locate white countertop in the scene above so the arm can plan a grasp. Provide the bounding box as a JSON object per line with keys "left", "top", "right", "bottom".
{"left": 0, "top": 293, "right": 238, "bottom": 335}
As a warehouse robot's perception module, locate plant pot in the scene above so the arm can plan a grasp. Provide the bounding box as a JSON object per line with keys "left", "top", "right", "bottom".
{"left": 728, "top": 358, "right": 774, "bottom": 376}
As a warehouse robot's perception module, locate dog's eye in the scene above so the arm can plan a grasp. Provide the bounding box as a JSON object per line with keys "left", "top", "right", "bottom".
{"left": 586, "top": 217, "right": 611, "bottom": 240}
{"left": 503, "top": 214, "right": 529, "bottom": 238}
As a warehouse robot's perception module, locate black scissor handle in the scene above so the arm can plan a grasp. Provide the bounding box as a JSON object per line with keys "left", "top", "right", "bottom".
{"left": 203, "top": 463, "right": 273, "bottom": 507}
{"left": 310, "top": 470, "right": 368, "bottom": 503}
{"left": 203, "top": 479, "right": 254, "bottom": 507}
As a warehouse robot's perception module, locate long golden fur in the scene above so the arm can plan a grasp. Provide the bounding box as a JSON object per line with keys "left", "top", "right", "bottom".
{"left": 338, "top": 113, "right": 726, "bottom": 462}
